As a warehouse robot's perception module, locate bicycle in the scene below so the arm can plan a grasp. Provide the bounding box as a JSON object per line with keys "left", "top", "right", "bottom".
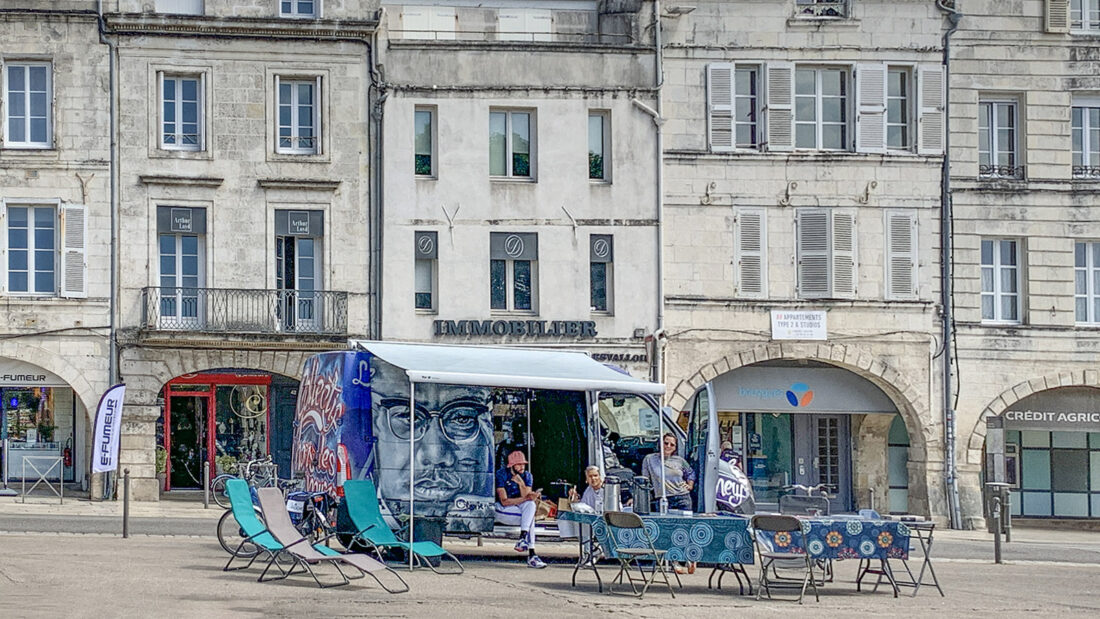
{"left": 216, "top": 481, "right": 335, "bottom": 556}
{"left": 210, "top": 456, "right": 279, "bottom": 509}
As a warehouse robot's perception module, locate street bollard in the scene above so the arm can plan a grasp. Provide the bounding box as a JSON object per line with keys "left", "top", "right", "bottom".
{"left": 203, "top": 465, "right": 209, "bottom": 509}
{"left": 991, "top": 495, "right": 1002, "bottom": 564}
{"left": 869, "top": 487, "right": 876, "bottom": 512}
{"left": 122, "top": 468, "right": 131, "bottom": 539}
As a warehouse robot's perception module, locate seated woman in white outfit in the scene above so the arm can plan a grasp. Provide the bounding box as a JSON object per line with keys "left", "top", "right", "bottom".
{"left": 494, "top": 450, "right": 546, "bottom": 569}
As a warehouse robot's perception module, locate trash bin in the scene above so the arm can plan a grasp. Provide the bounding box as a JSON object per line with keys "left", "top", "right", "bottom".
{"left": 632, "top": 476, "right": 652, "bottom": 515}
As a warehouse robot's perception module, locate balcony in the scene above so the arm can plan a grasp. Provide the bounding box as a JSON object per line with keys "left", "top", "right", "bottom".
{"left": 979, "top": 165, "right": 1027, "bottom": 181}
{"left": 141, "top": 287, "right": 348, "bottom": 336}
{"left": 795, "top": 0, "right": 848, "bottom": 19}
{"left": 1073, "top": 166, "right": 1100, "bottom": 180}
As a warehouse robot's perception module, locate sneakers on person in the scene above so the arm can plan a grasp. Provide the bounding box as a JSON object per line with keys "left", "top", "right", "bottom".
{"left": 527, "top": 555, "right": 547, "bottom": 569}
{"left": 514, "top": 538, "right": 530, "bottom": 553}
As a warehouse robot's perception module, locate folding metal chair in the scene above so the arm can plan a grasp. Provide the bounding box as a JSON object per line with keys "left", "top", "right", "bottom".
{"left": 602, "top": 511, "right": 677, "bottom": 599}
{"left": 751, "top": 514, "right": 819, "bottom": 604}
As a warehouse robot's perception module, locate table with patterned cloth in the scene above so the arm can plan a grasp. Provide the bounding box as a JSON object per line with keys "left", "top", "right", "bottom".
{"left": 559, "top": 511, "right": 754, "bottom": 564}
{"left": 781, "top": 518, "right": 911, "bottom": 561}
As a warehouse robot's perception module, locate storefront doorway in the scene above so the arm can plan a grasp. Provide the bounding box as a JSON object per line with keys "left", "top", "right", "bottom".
{"left": 1, "top": 358, "right": 86, "bottom": 487}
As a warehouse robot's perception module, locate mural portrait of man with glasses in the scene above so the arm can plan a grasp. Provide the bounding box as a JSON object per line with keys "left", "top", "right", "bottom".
{"left": 369, "top": 358, "right": 496, "bottom": 532}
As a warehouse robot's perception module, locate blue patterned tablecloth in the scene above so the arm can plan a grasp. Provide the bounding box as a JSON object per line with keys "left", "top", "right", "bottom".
{"left": 770, "top": 518, "right": 910, "bottom": 561}
{"left": 559, "top": 511, "right": 754, "bottom": 565}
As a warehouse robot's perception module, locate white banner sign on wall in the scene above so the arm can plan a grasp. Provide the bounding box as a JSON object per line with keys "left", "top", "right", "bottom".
{"left": 91, "top": 384, "right": 126, "bottom": 474}
{"left": 770, "top": 310, "right": 827, "bottom": 340}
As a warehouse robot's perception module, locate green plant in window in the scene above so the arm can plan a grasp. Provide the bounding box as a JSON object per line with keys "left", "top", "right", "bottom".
{"left": 589, "top": 153, "right": 604, "bottom": 179}
{"left": 155, "top": 446, "right": 169, "bottom": 476}
{"left": 415, "top": 154, "right": 432, "bottom": 175}
{"left": 513, "top": 153, "right": 530, "bottom": 177}
{"left": 36, "top": 423, "right": 55, "bottom": 443}
{"left": 215, "top": 454, "right": 238, "bottom": 475}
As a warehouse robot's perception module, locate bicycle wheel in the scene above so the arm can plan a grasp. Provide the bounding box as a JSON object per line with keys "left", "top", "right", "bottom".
{"left": 217, "top": 508, "right": 262, "bottom": 558}
{"left": 210, "top": 475, "right": 233, "bottom": 509}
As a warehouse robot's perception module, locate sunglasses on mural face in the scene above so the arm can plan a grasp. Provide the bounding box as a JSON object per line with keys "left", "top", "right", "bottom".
{"left": 380, "top": 398, "right": 487, "bottom": 444}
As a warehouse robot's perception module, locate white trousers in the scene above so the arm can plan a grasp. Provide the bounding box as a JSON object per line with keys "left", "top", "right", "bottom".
{"left": 495, "top": 500, "right": 537, "bottom": 547}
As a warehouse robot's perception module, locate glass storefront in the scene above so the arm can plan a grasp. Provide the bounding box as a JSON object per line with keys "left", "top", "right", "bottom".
{"left": 1008, "top": 430, "right": 1100, "bottom": 518}
{"left": 2, "top": 386, "right": 79, "bottom": 483}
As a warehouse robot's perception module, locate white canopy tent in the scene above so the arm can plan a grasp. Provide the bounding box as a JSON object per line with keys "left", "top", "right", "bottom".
{"left": 349, "top": 340, "right": 667, "bottom": 569}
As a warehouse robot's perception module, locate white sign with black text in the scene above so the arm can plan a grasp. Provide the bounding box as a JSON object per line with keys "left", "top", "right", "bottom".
{"left": 770, "top": 310, "right": 827, "bottom": 341}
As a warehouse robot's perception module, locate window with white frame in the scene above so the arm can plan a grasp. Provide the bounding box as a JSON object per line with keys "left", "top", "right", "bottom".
{"left": 415, "top": 107, "right": 435, "bottom": 177}
{"left": 795, "top": 0, "right": 848, "bottom": 19}
{"left": 280, "top": 0, "right": 317, "bottom": 18}
{"left": 489, "top": 110, "right": 534, "bottom": 178}
{"left": 589, "top": 234, "right": 613, "bottom": 312}
{"left": 1071, "top": 0, "right": 1100, "bottom": 31}
{"left": 588, "top": 111, "right": 610, "bottom": 181}
{"left": 415, "top": 231, "right": 438, "bottom": 311}
{"left": 979, "top": 100, "right": 1022, "bottom": 179}
{"left": 795, "top": 67, "right": 848, "bottom": 150}
{"left": 885, "top": 210, "right": 918, "bottom": 300}
{"left": 981, "top": 238, "right": 1022, "bottom": 323}
{"left": 1, "top": 202, "right": 86, "bottom": 297}
{"left": 1075, "top": 241, "right": 1100, "bottom": 324}
{"left": 490, "top": 232, "right": 537, "bottom": 312}
{"left": 707, "top": 62, "right": 942, "bottom": 155}
{"left": 796, "top": 209, "right": 856, "bottom": 299}
{"left": 154, "top": 0, "right": 202, "bottom": 15}
{"left": 734, "top": 208, "right": 767, "bottom": 298}
{"left": 3, "top": 62, "right": 52, "bottom": 148}
{"left": 156, "top": 206, "right": 206, "bottom": 327}
{"left": 276, "top": 76, "right": 321, "bottom": 155}
{"left": 1072, "top": 101, "right": 1100, "bottom": 178}
{"left": 161, "top": 74, "right": 202, "bottom": 151}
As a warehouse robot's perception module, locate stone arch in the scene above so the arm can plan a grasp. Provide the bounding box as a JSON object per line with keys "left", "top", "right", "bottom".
{"left": 965, "top": 370, "right": 1100, "bottom": 466}
{"left": 0, "top": 339, "right": 105, "bottom": 417}
{"left": 119, "top": 347, "right": 313, "bottom": 407}
{"left": 666, "top": 341, "right": 932, "bottom": 461}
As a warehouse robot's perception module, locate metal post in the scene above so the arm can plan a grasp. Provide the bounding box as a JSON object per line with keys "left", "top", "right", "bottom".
{"left": 122, "top": 468, "right": 130, "bottom": 539}
{"left": 203, "top": 463, "right": 210, "bottom": 509}
{"left": 991, "top": 496, "right": 1002, "bottom": 564}
{"left": 869, "top": 487, "right": 876, "bottom": 512}
{"left": 0, "top": 438, "right": 16, "bottom": 496}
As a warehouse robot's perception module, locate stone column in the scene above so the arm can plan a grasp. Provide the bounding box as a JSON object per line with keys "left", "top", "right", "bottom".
{"left": 118, "top": 404, "right": 161, "bottom": 501}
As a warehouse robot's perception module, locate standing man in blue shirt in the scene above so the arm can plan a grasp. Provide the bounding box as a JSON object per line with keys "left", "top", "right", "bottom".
{"left": 494, "top": 450, "right": 546, "bottom": 568}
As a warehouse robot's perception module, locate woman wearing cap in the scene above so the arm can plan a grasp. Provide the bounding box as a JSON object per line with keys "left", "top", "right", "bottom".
{"left": 494, "top": 450, "right": 546, "bottom": 568}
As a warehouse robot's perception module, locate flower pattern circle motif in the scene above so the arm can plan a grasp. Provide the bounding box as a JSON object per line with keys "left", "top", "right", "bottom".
{"left": 718, "top": 550, "right": 738, "bottom": 564}
{"left": 691, "top": 523, "right": 714, "bottom": 546}
{"left": 825, "top": 530, "right": 844, "bottom": 548}
{"left": 618, "top": 528, "right": 636, "bottom": 546}
{"left": 666, "top": 547, "right": 686, "bottom": 562}
{"left": 724, "top": 530, "right": 745, "bottom": 550}
{"left": 859, "top": 540, "right": 876, "bottom": 556}
{"left": 807, "top": 539, "right": 825, "bottom": 556}
{"left": 800, "top": 520, "right": 812, "bottom": 535}
{"left": 897, "top": 523, "right": 911, "bottom": 537}
{"left": 671, "top": 528, "right": 690, "bottom": 547}
{"left": 686, "top": 544, "right": 704, "bottom": 562}
{"left": 846, "top": 521, "right": 863, "bottom": 535}
{"left": 774, "top": 531, "right": 792, "bottom": 548}
{"left": 877, "top": 531, "right": 894, "bottom": 548}
{"left": 644, "top": 520, "right": 660, "bottom": 543}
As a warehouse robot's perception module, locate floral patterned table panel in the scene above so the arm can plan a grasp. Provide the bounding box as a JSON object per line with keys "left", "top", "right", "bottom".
{"left": 559, "top": 511, "right": 754, "bottom": 565}
{"left": 765, "top": 518, "right": 910, "bottom": 561}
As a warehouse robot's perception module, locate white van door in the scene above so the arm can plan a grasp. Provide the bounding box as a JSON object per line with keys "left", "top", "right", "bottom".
{"left": 687, "top": 382, "right": 720, "bottom": 513}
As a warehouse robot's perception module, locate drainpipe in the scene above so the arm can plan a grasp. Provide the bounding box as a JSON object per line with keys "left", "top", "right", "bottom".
{"left": 96, "top": 0, "right": 119, "bottom": 500}
{"left": 936, "top": 0, "right": 963, "bottom": 529}
{"left": 641, "top": 1, "right": 665, "bottom": 389}
{"left": 368, "top": 8, "right": 388, "bottom": 340}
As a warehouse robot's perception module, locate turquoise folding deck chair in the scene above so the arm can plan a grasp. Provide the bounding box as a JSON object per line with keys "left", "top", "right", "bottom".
{"left": 222, "top": 478, "right": 290, "bottom": 574}
{"left": 343, "top": 479, "right": 464, "bottom": 574}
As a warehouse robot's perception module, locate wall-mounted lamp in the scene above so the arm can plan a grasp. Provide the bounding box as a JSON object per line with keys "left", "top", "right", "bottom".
{"left": 664, "top": 6, "right": 696, "bottom": 17}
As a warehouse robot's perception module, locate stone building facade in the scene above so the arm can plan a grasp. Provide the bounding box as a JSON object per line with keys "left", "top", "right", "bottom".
{"left": 950, "top": 0, "right": 1100, "bottom": 524}
{"left": 0, "top": 2, "right": 112, "bottom": 492}
{"left": 657, "top": 1, "right": 951, "bottom": 521}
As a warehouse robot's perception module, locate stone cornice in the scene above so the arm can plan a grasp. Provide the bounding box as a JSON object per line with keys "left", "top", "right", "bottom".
{"left": 139, "top": 174, "right": 223, "bottom": 187}
{"left": 257, "top": 178, "right": 341, "bottom": 191}
{"left": 104, "top": 13, "right": 377, "bottom": 41}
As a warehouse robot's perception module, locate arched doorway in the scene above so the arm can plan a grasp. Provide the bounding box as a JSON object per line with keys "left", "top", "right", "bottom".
{"left": 682, "top": 360, "right": 907, "bottom": 514}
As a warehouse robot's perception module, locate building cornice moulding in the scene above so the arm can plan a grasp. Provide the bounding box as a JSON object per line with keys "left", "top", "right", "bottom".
{"left": 257, "top": 179, "right": 341, "bottom": 191}
{"left": 104, "top": 14, "right": 377, "bottom": 40}
{"left": 139, "top": 174, "right": 223, "bottom": 187}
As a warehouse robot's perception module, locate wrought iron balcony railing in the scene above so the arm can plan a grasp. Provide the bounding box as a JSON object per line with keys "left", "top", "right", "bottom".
{"left": 1072, "top": 166, "right": 1100, "bottom": 180}
{"left": 978, "top": 165, "right": 1027, "bottom": 181}
{"left": 795, "top": 0, "right": 848, "bottom": 19}
{"left": 141, "top": 287, "right": 348, "bottom": 335}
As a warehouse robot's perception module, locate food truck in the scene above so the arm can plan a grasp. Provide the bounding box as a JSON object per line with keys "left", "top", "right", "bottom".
{"left": 291, "top": 341, "right": 694, "bottom": 535}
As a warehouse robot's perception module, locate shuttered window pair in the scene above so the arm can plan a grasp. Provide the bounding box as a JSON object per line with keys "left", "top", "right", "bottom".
{"left": 1, "top": 202, "right": 86, "bottom": 298}
{"left": 707, "top": 62, "right": 943, "bottom": 155}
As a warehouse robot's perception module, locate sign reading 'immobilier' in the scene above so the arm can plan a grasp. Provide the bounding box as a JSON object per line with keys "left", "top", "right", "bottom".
{"left": 433, "top": 319, "right": 598, "bottom": 338}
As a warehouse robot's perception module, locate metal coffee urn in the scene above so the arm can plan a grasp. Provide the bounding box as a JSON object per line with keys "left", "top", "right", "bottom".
{"left": 632, "top": 476, "right": 652, "bottom": 515}
{"left": 603, "top": 475, "right": 623, "bottom": 513}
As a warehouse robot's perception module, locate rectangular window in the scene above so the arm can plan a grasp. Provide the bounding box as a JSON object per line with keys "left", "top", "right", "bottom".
{"left": 4, "top": 62, "right": 52, "bottom": 148}
{"left": 275, "top": 210, "right": 324, "bottom": 333}
{"left": 489, "top": 232, "right": 537, "bottom": 312}
{"left": 796, "top": 209, "right": 857, "bottom": 299}
{"left": 161, "top": 74, "right": 202, "bottom": 151}
{"left": 489, "top": 110, "right": 533, "bottom": 178}
{"left": 795, "top": 67, "right": 848, "bottom": 150}
{"left": 415, "top": 231, "right": 438, "bottom": 311}
{"left": 979, "top": 100, "right": 1021, "bottom": 179}
{"left": 1072, "top": 0, "right": 1100, "bottom": 31}
{"left": 280, "top": 0, "right": 317, "bottom": 18}
{"left": 735, "top": 66, "right": 760, "bottom": 148}
{"left": 981, "top": 238, "right": 1022, "bottom": 323}
{"left": 5, "top": 205, "right": 56, "bottom": 294}
{"left": 1072, "top": 103, "right": 1100, "bottom": 178}
{"left": 588, "top": 111, "right": 610, "bottom": 181}
{"left": 886, "top": 68, "right": 911, "bottom": 151}
{"left": 415, "top": 107, "right": 435, "bottom": 177}
{"left": 276, "top": 77, "right": 320, "bottom": 155}
{"left": 589, "top": 235, "right": 613, "bottom": 312}
{"left": 159, "top": 232, "right": 203, "bottom": 326}
{"left": 795, "top": 0, "right": 849, "bottom": 18}
{"left": 1076, "top": 241, "right": 1100, "bottom": 325}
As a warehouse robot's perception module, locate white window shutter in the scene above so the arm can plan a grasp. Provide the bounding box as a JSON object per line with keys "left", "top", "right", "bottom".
{"left": 402, "top": 6, "right": 431, "bottom": 39}
{"left": 917, "top": 64, "right": 945, "bottom": 155}
{"left": 885, "top": 210, "right": 918, "bottom": 300}
{"left": 60, "top": 203, "right": 88, "bottom": 298}
{"left": 527, "top": 9, "right": 552, "bottom": 42}
{"left": 832, "top": 212, "right": 857, "bottom": 298}
{"left": 498, "top": 9, "right": 525, "bottom": 41}
{"left": 735, "top": 209, "right": 767, "bottom": 297}
{"left": 797, "top": 210, "right": 829, "bottom": 298}
{"left": 707, "top": 63, "right": 735, "bottom": 152}
{"left": 314, "top": 76, "right": 323, "bottom": 155}
{"left": 765, "top": 62, "right": 795, "bottom": 152}
{"left": 855, "top": 63, "right": 887, "bottom": 154}
{"left": 431, "top": 7, "right": 457, "bottom": 40}
{"left": 1046, "top": 0, "right": 1070, "bottom": 33}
